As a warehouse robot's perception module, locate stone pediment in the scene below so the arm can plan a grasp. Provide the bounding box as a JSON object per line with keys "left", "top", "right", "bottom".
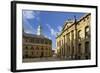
{"left": 62, "top": 20, "right": 74, "bottom": 31}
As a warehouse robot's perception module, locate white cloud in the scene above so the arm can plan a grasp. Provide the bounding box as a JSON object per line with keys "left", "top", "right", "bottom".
{"left": 23, "top": 18, "right": 36, "bottom": 34}
{"left": 48, "top": 36, "right": 51, "bottom": 39}
{"left": 46, "top": 24, "right": 51, "bottom": 29}
{"left": 44, "top": 35, "right": 48, "bottom": 38}
{"left": 51, "top": 28, "right": 57, "bottom": 36}
{"left": 57, "top": 26, "right": 62, "bottom": 32}
{"left": 23, "top": 11, "right": 35, "bottom": 19}
{"left": 46, "top": 24, "right": 57, "bottom": 37}
{"left": 23, "top": 11, "right": 40, "bottom": 20}
{"left": 45, "top": 35, "right": 51, "bottom": 39}
{"left": 25, "top": 30, "right": 33, "bottom": 34}
{"left": 23, "top": 10, "right": 40, "bottom": 34}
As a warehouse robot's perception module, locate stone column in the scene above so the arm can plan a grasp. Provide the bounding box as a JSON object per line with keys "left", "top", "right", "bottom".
{"left": 66, "top": 34, "right": 68, "bottom": 59}
{"left": 65, "top": 35, "right": 67, "bottom": 59}
{"left": 63, "top": 35, "right": 65, "bottom": 58}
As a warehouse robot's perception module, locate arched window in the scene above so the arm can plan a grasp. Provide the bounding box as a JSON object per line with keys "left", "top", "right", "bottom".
{"left": 78, "top": 30, "right": 82, "bottom": 41}
{"left": 85, "top": 26, "right": 89, "bottom": 38}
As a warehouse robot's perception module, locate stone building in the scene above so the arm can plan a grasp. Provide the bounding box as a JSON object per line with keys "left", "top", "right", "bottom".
{"left": 56, "top": 13, "right": 91, "bottom": 60}
{"left": 23, "top": 24, "right": 52, "bottom": 59}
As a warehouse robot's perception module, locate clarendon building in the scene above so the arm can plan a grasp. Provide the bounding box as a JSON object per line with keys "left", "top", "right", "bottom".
{"left": 23, "top": 24, "right": 52, "bottom": 59}
{"left": 56, "top": 13, "right": 91, "bottom": 60}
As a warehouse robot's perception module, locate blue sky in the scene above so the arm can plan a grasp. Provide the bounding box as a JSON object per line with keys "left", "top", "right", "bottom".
{"left": 22, "top": 10, "right": 86, "bottom": 49}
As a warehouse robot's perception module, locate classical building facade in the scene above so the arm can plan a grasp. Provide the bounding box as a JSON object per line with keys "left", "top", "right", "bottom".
{"left": 23, "top": 24, "right": 52, "bottom": 59}
{"left": 56, "top": 13, "right": 91, "bottom": 60}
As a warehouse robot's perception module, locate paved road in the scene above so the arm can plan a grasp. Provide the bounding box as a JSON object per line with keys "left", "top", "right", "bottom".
{"left": 23, "top": 57, "right": 64, "bottom": 63}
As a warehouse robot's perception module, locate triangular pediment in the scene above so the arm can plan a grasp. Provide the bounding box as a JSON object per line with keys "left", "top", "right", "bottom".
{"left": 62, "top": 20, "right": 74, "bottom": 31}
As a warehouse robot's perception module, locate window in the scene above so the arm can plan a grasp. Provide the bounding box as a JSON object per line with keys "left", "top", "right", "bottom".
{"left": 78, "top": 44, "right": 81, "bottom": 54}
{"left": 36, "top": 39, "right": 39, "bottom": 43}
{"left": 25, "top": 39, "right": 27, "bottom": 42}
{"left": 25, "top": 39, "right": 29, "bottom": 42}
{"left": 72, "top": 46, "right": 74, "bottom": 55}
{"left": 29, "top": 39, "right": 32, "bottom": 42}
{"left": 41, "top": 39, "right": 44, "bottom": 44}
{"left": 25, "top": 51, "right": 28, "bottom": 58}
{"left": 40, "top": 52, "right": 43, "bottom": 57}
{"left": 41, "top": 46, "right": 44, "bottom": 50}
{"left": 85, "top": 42, "right": 90, "bottom": 59}
{"left": 32, "top": 52, "right": 34, "bottom": 55}
{"left": 24, "top": 51, "right": 28, "bottom": 58}
{"left": 85, "top": 42, "right": 89, "bottom": 54}
{"left": 71, "top": 30, "right": 74, "bottom": 40}
{"left": 78, "top": 30, "right": 82, "bottom": 41}
{"left": 40, "top": 39, "right": 42, "bottom": 44}
{"left": 32, "top": 39, "right": 34, "bottom": 43}
{"left": 31, "top": 47, "right": 34, "bottom": 50}
{"left": 25, "top": 46, "right": 28, "bottom": 50}
{"left": 36, "top": 47, "right": 39, "bottom": 50}
{"left": 85, "top": 26, "right": 90, "bottom": 38}
{"left": 28, "top": 45, "right": 31, "bottom": 49}
{"left": 87, "top": 16, "right": 89, "bottom": 20}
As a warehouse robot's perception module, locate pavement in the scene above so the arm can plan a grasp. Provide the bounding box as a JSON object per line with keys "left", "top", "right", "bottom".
{"left": 23, "top": 57, "right": 64, "bottom": 63}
